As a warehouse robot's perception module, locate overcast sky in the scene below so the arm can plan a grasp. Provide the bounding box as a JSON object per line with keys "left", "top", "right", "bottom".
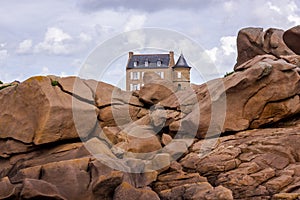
{"left": 0, "top": 0, "right": 299, "bottom": 88}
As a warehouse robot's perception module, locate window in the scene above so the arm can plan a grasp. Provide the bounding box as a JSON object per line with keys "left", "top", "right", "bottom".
{"left": 134, "top": 84, "right": 140, "bottom": 90}
{"left": 156, "top": 71, "right": 164, "bottom": 79}
{"left": 130, "top": 84, "right": 140, "bottom": 91}
{"left": 133, "top": 61, "right": 138, "bottom": 67}
{"left": 177, "top": 72, "right": 182, "bottom": 79}
{"left": 130, "top": 72, "right": 140, "bottom": 80}
{"left": 133, "top": 72, "right": 139, "bottom": 80}
{"left": 178, "top": 84, "right": 182, "bottom": 90}
{"left": 145, "top": 60, "right": 149, "bottom": 67}
{"left": 157, "top": 60, "right": 162, "bottom": 67}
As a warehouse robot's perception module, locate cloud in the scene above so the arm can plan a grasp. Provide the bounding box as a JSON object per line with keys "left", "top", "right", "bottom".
{"left": 16, "top": 39, "right": 32, "bottom": 54}
{"left": 79, "top": 33, "right": 92, "bottom": 42}
{"left": 286, "top": 2, "right": 300, "bottom": 25}
{"left": 34, "top": 27, "right": 73, "bottom": 55}
{"left": 205, "top": 47, "right": 218, "bottom": 63}
{"left": 77, "top": 0, "right": 213, "bottom": 13}
{"left": 0, "top": 44, "right": 8, "bottom": 62}
{"left": 205, "top": 35, "right": 237, "bottom": 74}
{"left": 220, "top": 36, "right": 236, "bottom": 56}
{"left": 1, "top": 0, "right": 300, "bottom": 85}
{"left": 248, "top": 0, "right": 300, "bottom": 28}
{"left": 0, "top": 50, "right": 8, "bottom": 60}
{"left": 124, "top": 14, "right": 146, "bottom": 31}
{"left": 288, "top": 15, "right": 300, "bottom": 25}
{"left": 40, "top": 66, "right": 50, "bottom": 75}
{"left": 267, "top": 2, "right": 281, "bottom": 13}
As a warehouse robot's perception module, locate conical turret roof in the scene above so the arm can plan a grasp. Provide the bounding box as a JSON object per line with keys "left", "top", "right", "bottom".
{"left": 173, "top": 54, "right": 191, "bottom": 68}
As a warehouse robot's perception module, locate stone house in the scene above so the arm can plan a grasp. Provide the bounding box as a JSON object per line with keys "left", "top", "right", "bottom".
{"left": 126, "top": 51, "right": 191, "bottom": 91}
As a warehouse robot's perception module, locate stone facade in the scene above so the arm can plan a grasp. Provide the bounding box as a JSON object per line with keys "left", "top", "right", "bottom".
{"left": 126, "top": 51, "right": 191, "bottom": 91}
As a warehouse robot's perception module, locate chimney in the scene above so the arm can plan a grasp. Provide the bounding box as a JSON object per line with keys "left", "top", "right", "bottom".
{"left": 169, "top": 51, "right": 175, "bottom": 67}
{"left": 129, "top": 52, "right": 134, "bottom": 59}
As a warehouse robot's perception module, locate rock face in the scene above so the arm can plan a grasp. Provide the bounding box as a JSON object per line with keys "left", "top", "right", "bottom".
{"left": 235, "top": 27, "right": 295, "bottom": 67}
{"left": 283, "top": 25, "right": 300, "bottom": 55}
{"left": 0, "top": 76, "right": 97, "bottom": 145}
{"left": 180, "top": 125, "right": 300, "bottom": 199}
{"left": 0, "top": 25, "right": 300, "bottom": 199}
{"left": 167, "top": 54, "right": 300, "bottom": 138}
{"left": 139, "top": 72, "right": 177, "bottom": 105}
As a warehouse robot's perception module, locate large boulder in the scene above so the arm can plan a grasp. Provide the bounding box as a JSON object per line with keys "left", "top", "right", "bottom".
{"left": 113, "top": 182, "right": 160, "bottom": 200}
{"left": 113, "top": 125, "right": 162, "bottom": 156}
{"left": 0, "top": 76, "right": 97, "bottom": 145}
{"left": 20, "top": 178, "right": 65, "bottom": 200}
{"left": 139, "top": 72, "right": 177, "bottom": 105}
{"left": 97, "top": 104, "right": 143, "bottom": 127}
{"left": 283, "top": 25, "right": 300, "bottom": 55}
{"left": 0, "top": 177, "right": 18, "bottom": 199}
{"left": 235, "top": 27, "right": 295, "bottom": 68}
{"left": 170, "top": 55, "right": 300, "bottom": 138}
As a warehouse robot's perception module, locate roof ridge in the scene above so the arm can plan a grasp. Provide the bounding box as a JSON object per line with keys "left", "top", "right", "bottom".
{"left": 132, "top": 53, "right": 170, "bottom": 56}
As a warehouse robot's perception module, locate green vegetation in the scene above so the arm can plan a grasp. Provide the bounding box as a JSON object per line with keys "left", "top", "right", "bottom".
{"left": 224, "top": 71, "right": 234, "bottom": 77}
{"left": 0, "top": 81, "right": 3, "bottom": 84}
{"left": 0, "top": 84, "right": 12, "bottom": 90}
{"left": 51, "top": 80, "right": 59, "bottom": 86}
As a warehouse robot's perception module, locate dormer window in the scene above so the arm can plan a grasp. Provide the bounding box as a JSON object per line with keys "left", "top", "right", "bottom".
{"left": 133, "top": 61, "right": 138, "bottom": 67}
{"left": 145, "top": 60, "right": 149, "bottom": 67}
{"left": 157, "top": 60, "right": 162, "bottom": 67}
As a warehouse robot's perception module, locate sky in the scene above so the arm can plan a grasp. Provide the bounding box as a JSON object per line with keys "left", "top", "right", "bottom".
{"left": 0, "top": 0, "right": 300, "bottom": 88}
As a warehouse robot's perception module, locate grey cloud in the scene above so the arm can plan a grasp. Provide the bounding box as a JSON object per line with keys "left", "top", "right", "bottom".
{"left": 77, "top": 0, "right": 215, "bottom": 12}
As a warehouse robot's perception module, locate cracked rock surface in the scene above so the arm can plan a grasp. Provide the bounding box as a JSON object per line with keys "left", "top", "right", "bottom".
{"left": 0, "top": 25, "right": 300, "bottom": 199}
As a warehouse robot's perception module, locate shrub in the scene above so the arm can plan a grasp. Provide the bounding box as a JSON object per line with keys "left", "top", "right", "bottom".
{"left": 0, "top": 81, "right": 3, "bottom": 84}
{"left": 0, "top": 84, "right": 12, "bottom": 90}
{"left": 224, "top": 71, "right": 234, "bottom": 77}
{"left": 51, "top": 80, "right": 59, "bottom": 86}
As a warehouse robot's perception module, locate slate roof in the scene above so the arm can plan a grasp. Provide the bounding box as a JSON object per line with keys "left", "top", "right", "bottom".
{"left": 172, "top": 54, "right": 191, "bottom": 68}
{"left": 127, "top": 54, "right": 170, "bottom": 69}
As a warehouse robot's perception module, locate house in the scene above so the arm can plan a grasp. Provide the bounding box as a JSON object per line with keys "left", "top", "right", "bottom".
{"left": 126, "top": 51, "right": 191, "bottom": 91}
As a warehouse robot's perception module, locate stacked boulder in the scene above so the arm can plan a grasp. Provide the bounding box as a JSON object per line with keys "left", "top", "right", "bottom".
{"left": 0, "top": 25, "right": 300, "bottom": 199}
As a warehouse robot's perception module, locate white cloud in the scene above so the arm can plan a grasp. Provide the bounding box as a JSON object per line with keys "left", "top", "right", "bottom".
{"left": 267, "top": 2, "right": 281, "bottom": 14}
{"left": 288, "top": 14, "right": 300, "bottom": 25}
{"left": 205, "top": 36, "right": 237, "bottom": 74}
{"left": 223, "top": 1, "right": 236, "bottom": 12}
{"left": 41, "top": 66, "right": 50, "bottom": 75}
{"left": 2, "top": 0, "right": 300, "bottom": 85}
{"left": 45, "top": 27, "right": 71, "bottom": 42}
{"left": 34, "top": 27, "right": 72, "bottom": 55}
{"left": 220, "top": 36, "right": 236, "bottom": 56}
{"left": 124, "top": 14, "right": 147, "bottom": 31}
{"left": 283, "top": 1, "right": 300, "bottom": 25}
{"left": 79, "top": 33, "right": 92, "bottom": 42}
{"left": 0, "top": 49, "right": 8, "bottom": 62}
{"left": 205, "top": 47, "right": 218, "bottom": 63}
{"left": 286, "top": 1, "right": 298, "bottom": 12}
{"left": 16, "top": 39, "right": 32, "bottom": 54}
